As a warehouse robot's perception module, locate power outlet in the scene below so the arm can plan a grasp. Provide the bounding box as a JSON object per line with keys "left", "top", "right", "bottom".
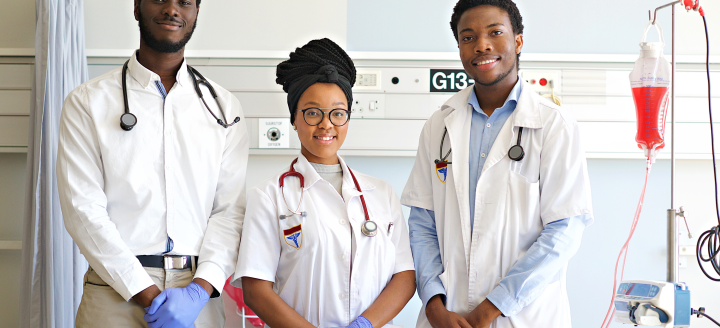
{"left": 350, "top": 94, "right": 385, "bottom": 119}
{"left": 519, "top": 70, "right": 561, "bottom": 95}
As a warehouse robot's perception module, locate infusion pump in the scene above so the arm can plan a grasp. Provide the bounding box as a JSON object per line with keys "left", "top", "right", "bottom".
{"left": 613, "top": 280, "right": 691, "bottom": 327}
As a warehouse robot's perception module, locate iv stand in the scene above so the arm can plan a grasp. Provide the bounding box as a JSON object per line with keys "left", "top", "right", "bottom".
{"left": 650, "top": 0, "right": 687, "bottom": 284}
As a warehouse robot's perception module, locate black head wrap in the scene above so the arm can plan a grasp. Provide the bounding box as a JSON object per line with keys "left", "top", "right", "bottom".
{"left": 275, "top": 38, "right": 356, "bottom": 123}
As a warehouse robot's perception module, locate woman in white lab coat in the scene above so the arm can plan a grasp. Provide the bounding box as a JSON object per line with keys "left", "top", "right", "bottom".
{"left": 233, "top": 38, "right": 415, "bottom": 328}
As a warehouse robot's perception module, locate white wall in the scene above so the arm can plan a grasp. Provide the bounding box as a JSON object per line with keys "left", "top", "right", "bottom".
{"left": 83, "top": 0, "right": 348, "bottom": 54}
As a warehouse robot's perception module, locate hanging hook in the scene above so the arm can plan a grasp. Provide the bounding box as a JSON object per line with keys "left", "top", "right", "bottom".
{"left": 650, "top": 0, "right": 681, "bottom": 25}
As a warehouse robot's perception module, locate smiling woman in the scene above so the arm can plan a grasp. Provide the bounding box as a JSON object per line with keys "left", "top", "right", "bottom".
{"left": 294, "top": 83, "right": 350, "bottom": 164}
{"left": 233, "top": 38, "right": 417, "bottom": 328}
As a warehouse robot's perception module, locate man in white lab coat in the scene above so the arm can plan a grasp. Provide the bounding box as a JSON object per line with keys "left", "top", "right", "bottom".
{"left": 401, "top": 1, "right": 593, "bottom": 327}
{"left": 56, "top": 0, "right": 248, "bottom": 327}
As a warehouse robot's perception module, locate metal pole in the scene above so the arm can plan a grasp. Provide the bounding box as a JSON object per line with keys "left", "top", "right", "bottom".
{"left": 668, "top": 3, "right": 679, "bottom": 283}
{"left": 671, "top": 2, "right": 676, "bottom": 211}
{"left": 668, "top": 209, "right": 679, "bottom": 282}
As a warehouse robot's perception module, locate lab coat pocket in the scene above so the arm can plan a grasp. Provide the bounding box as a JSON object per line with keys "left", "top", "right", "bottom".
{"left": 437, "top": 262, "right": 452, "bottom": 299}
{"left": 507, "top": 170, "right": 541, "bottom": 237}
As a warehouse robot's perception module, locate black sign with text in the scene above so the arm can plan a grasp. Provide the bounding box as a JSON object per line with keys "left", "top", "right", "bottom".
{"left": 430, "top": 69, "right": 475, "bottom": 93}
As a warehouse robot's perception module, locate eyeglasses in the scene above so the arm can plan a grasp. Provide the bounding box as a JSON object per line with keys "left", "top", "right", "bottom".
{"left": 298, "top": 108, "right": 351, "bottom": 126}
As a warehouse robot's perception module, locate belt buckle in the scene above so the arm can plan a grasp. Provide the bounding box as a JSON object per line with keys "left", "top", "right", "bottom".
{"left": 163, "top": 255, "right": 187, "bottom": 270}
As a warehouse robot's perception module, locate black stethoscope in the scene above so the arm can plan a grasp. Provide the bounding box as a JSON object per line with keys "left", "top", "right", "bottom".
{"left": 279, "top": 158, "right": 378, "bottom": 237}
{"left": 119, "top": 60, "right": 241, "bottom": 131}
{"left": 434, "top": 126, "right": 525, "bottom": 165}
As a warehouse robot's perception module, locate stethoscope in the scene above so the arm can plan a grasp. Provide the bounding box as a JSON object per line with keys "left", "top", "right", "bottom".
{"left": 279, "top": 158, "right": 378, "bottom": 237}
{"left": 434, "top": 126, "right": 525, "bottom": 165}
{"left": 119, "top": 60, "right": 241, "bottom": 131}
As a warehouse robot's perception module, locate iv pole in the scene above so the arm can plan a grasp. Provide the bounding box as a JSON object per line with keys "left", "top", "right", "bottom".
{"left": 649, "top": 0, "right": 682, "bottom": 284}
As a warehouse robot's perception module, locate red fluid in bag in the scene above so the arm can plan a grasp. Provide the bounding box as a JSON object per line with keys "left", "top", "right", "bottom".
{"left": 632, "top": 86, "right": 669, "bottom": 152}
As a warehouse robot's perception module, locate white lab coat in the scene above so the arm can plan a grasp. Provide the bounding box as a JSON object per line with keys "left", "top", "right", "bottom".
{"left": 234, "top": 154, "right": 413, "bottom": 328}
{"left": 401, "top": 80, "right": 593, "bottom": 328}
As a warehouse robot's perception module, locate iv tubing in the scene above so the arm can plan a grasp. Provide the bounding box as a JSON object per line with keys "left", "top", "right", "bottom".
{"left": 600, "top": 160, "right": 653, "bottom": 328}
{"left": 695, "top": 13, "right": 720, "bottom": 281}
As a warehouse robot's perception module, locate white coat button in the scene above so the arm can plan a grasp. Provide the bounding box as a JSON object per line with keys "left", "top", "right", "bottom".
{"left": 339, "top": 219, "right": 347, "bottom": 225}
{"left": 341, "top": 254, "right": 346, "bottom": 260}
{"left": 339, "top": 293, "right": 346, "bottom": 299}
{"left": 165, "top": 130, "right": 171, "bottom": 136}
{"left": 168, "top": 199, "right": 174, "bottom": 206}
{"left": 486, "top": 123, "right": 491, "bottom": 128}
{"left": 481, "top": 153, "right": 486, "bottom": 158}
{"left": 165, "top": 165, "right": 171, "bottom": 170}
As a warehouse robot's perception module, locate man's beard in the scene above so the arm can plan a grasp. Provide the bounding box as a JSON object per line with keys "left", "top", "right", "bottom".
{"left": 138, "top": 11, "right": 197, "bottom": 54}
{"left": 475, "top": 55, "right": 517, "bottom": 87}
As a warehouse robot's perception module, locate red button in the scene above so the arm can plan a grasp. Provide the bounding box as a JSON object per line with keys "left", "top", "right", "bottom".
{"left": 539, "top": 78, "right": 548, "bottom": 86}
{"left": 531, "top": 79, "right": 536, "bottom": 84}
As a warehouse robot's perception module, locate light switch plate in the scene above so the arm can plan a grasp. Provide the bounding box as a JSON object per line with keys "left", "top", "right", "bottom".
{"left": 354, "top": 71, "right": 382, "bottom": 90}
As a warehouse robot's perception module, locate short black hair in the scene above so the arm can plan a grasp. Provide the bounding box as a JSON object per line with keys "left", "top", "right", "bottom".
{"left": 450, "top": 0, "right": 523, "bottom": 68}
{"left": 196, "top": 0, "right": 201, "bottom": 6}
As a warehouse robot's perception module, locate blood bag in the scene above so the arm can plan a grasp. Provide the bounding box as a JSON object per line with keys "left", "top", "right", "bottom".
{"left": 630, "top": 22, "right": 671, "bottom": 162}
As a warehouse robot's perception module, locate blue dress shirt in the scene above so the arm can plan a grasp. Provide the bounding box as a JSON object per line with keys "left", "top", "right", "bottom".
{"left": 408, "top": 80, "right": 589, "bottom": 316}
{"left": 468, "top": 81, "right": 520, "bottom": 232}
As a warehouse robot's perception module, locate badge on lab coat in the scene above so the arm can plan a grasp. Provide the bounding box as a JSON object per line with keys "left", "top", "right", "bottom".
{"left": 435, "top": 162, "right": 448, "bottom": 184}
{"left": 284, "top": 225, "right": 303, "bottom": 249}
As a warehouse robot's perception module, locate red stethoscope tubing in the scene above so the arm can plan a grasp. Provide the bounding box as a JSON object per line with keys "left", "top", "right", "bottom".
{"left": 279, "top": 158, "right": 370, "bottom": 222}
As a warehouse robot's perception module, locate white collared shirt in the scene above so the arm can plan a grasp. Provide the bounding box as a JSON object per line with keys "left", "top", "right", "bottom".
{"left": 234, "top": 154, "right": 414, "bottom": 327}
{"left": 57, "top": 51, "right": 249, "bottom": 300}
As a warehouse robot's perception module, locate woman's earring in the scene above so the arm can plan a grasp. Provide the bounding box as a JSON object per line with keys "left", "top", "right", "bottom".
{"left": 293, "top": 125, "right": 297, "bottom": 131}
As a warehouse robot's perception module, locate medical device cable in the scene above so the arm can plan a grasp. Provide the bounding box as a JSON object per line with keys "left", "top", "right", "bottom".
{"left": 601, "top": 160, "right": 653, "bottom": 328}
{"left": 695, "top": 13, "right": 720, "bottom": 282}
{"left": 692, "top": 308, "right": 720, "bottom": 327}
{"left": 543, "top": 80, "right": 562, "bottom": 106}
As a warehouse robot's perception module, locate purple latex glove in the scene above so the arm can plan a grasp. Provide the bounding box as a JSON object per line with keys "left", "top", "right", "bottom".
{"left": 332, "top": 315, "right": 374, "bottom": 328}
{"left": 144, "top": 282, "right": 210, "bottom": 328}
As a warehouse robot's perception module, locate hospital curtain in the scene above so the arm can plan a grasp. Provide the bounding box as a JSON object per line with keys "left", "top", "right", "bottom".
{"left": 19, "top": 0, "right": 88, "bottom": 327}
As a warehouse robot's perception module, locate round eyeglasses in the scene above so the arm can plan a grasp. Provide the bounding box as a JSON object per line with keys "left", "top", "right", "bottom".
{"left": 298, "top": 108, "right": 351, "bottom": 126}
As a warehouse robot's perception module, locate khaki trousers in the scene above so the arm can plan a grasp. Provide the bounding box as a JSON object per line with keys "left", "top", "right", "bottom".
{"left": 76, "top": 266, "right": 225, "bottom": 328}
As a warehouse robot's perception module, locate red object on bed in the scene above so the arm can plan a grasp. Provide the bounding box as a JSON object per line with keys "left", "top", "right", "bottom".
{"left": 223, "top": 278, "right": 265, "bottom": 327}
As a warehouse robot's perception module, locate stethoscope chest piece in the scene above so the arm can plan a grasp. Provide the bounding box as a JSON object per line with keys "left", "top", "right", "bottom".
{"left": 361, "top": 220, "right": 378, "bottom": 237}
{"left": 120, "top": 113, "right": 137, "bottom": 131}
{"left": 508, "top": 144, "right": 524, "bottom": 161}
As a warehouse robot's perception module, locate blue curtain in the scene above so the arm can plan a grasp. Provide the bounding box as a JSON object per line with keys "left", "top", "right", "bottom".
{"left": 20, "top": 0, "right": 88, "bottom": 327}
